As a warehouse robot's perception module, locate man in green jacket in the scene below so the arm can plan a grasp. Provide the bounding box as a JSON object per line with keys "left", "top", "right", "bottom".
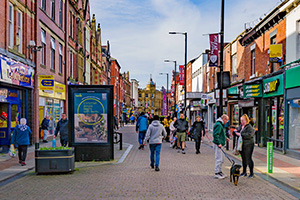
{"left": 213, "top": 114, "right": 230, "bottom": 179}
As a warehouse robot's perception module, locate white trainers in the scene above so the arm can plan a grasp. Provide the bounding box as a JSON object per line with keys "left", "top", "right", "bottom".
{"left": 219, "top": 172, "right": 227, "bottom": 178}
{"left": 214, "top": 173, "right": 226, "bottom": 179}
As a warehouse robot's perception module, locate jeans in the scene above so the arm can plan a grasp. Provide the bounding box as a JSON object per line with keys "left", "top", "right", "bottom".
{"left": 43, "top": 130, "right": 49, "bottom": 141}
{"left": 18, "top": 145, "right": 28, "bottom": 162}
{"left": 241, "top": 142, "right": 254, "bottom": 175}
{"left": 138, "top": 131, "right": 146, "bottom": 145}
{"left": 60, "top": 138, "right": 68, "bottom": 147}
{"left": 194, "top": 135, "right": 201, "bottom": 152}
{"left": 213, "top": 143, "right": 224, "bottom": 173}
{"left": 150, "top": 144, "right": 162, "bottom": 167}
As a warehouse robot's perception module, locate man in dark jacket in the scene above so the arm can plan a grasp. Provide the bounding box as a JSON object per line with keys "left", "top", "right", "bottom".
{"left": 55, "top": 113, "right": 69, "bottom": 147}
{"left": 213, "top": 114, "right": 230, "bottom": 179}
{"left": 136, "top": 112, "right": 148, "bottom": 150}
{"left": 174, "top": 112, "right": 189, "bottom": 154}
{"left": 41, "top": 115, "right": 50, "bottom": 143}
{"left": 191, "top": 116, "right": 205, "bottom": 154}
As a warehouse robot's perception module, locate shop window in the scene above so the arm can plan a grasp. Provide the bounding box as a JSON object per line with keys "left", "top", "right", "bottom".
{"left": 41, "top": 29, "right": 46, "bottom": 65}
{"left": 8, "top": 3, "right": 14, "bottom": 48}
{"left": 232, "top": 104, "right": 239, "bottom": 127}
{"left": 0, "top": 104, "right": 8, "bottom": 128}
{"left": 17, "top": 11, "right": 23, "bottom": 53}
{"left": 289, "top": 99, "right": 300, "bottom": 150}
{"left": 50, "top": 37, "right": 56, "bottom": 70}
{"left": 11, "top": 104, "right": 19, "bottom": 128}
{"left": 59, "top": 44, "right": 63, "bottom": 74}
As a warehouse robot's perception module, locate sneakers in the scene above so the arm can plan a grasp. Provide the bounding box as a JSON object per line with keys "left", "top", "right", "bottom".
{"left": 177, "top": 150, "right": 181, "bottom": 153}
{"left": 248, "top": 174, "right": 254, "bottom": 178}
{"left": 42, "top": 140, "right": 48, "bottom": 143}
{"left": 150, "top": 164, "right": 154, "bottom": 169}
{"left": 155, "top": 167, "right": 160, "bottom": 172}
{"left": 240, "top": 173, "right": 247, "bottom": 177}
{"left": 182, "top": 150, "right": 186, "bottom": 154}
{"left": 196, "top": 151, "right": 200, "bottom": 154}
{"left": 219, "top": 172, "right": 227, "bottom": 178}
{"left": 214, "top": 172, "right": 226, "bottom": 179}
{"left": 21, "top": 162, "right": 26, "bottom": 166}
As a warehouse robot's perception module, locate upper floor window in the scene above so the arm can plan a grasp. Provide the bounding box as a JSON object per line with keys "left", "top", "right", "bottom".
{"left": 41, "top": 0, "right": 46, "bottom": 10}
{"left": 50, "top": 0, "right": 55, "bottom": 20}
{"left": 251, "top": 50, "right": 255, "bottom": 75}
{"left": 8, "top": 3, "right": 14, "bottom": 48}
{"left": 270, "top": 35, "right": 277, "bottom": 73}
{"left": 145, "top": 93, "right": 148, "bottom": 98}
{"left": 41, "top": 29, "right": 46, "bottom": 65}
{"left": 139, "top": 94, "right": 142, "bottom": 98}
{"left": 59, "top": 0, "right": 63, "bottom": 28}
{"left": 17, "top": 11, "right": 23, "bottom": 53}
{"left": 50, "top": 37, "right": 56, "bottom": 70}
{"left": 59, "top": 44, "right": 63, "bottom": 74}
{"left": 231, "top": 54, "right": 237, "bottom": 75}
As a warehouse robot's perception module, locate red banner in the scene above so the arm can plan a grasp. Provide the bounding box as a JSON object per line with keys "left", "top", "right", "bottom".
{"left": 209, "top": 34, "right": 219, "bottom": 67}
{"left": 179, "top": 65, "right": 184, "bottom": 85}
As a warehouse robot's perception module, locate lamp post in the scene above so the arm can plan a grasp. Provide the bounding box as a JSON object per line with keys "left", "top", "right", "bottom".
{"left": 218, "top": 0, "right": 225, "bottom": 118}
{"left": 169, "top": 32, "right": 187, "bottom": 117}
{"left": 164, "top": 60, "right": 177, "bottom": 117}
{"left": 159, "top": 73, "right": 169, "bottom": 115}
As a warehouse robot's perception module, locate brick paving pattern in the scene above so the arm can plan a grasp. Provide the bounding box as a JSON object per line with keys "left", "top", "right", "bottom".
{"left": 0, "top": 125, "right": 297, "bottom": 200}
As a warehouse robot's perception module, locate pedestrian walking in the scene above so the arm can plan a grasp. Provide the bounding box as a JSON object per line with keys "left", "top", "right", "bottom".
{"left": 174, "top": 112, "right": 189, "bottom": 154}
{"left": 163, "top": 116, "right": 172, "bottom": 142}
{"left": 235, "top": 114, "right": 255, "bottom": 178}
{"left": 212, "top": 114, "right": 230, "bottom": 179}
{"left": 41, "top": 115, "right": 50, "bottom": 143}
{"left": 54, "top": 113, "right": 69, "bottom": 147}
{"left": 136, "top": 112, "right": 148, "bottom": 150}
{"left": 11, "top": 118, "right": 32, "bottom": 166}
{"left": 130, "top": 114, "right": 136, "bottom": 124}
{"left": 169, "top": 117, "right": 177, "bottom": 148}
{"left": 144, "top": 115, "right": 167, "bottom": 172}
{"left": 191, "top": 116, "right": 205, "bottom": 154}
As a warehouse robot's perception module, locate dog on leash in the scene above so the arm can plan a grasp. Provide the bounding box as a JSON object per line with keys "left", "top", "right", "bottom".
{"left": 230, "top": 161, "right": 242, "bottom": 186}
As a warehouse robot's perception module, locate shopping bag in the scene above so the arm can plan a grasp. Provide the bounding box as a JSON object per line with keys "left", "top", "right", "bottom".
{"left": 236, "top": 135, "right": 243, "bottom": 151}
{"left": 232, "top": 147, "right": 240, "bottom": 155}
{"left": 8, "top": 144, "right": 16, "bottom": 157}
{"left": 40, "top": 129, "right": 44, "bottom": 139}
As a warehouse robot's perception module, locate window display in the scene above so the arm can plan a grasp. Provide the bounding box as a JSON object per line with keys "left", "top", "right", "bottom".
{"left": 289, "top": 99, "right": 300, "bottom": 150}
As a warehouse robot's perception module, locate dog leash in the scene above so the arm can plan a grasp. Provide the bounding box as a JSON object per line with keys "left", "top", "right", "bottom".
{"left": 220, "top": 147, "right": 234, "bottom": 164}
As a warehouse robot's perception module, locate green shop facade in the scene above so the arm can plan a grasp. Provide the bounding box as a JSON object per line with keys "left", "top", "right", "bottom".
{"left": 284, "top": 65, "right": 300, "bottom": 156}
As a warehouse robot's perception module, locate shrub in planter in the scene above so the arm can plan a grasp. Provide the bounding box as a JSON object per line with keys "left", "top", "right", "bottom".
{"left": 35, "top": 147, "right": 75, "bottom": 174}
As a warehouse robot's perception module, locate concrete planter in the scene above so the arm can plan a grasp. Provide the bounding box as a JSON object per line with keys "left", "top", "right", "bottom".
{"left": 35, "top": 148, "right": 75, "bottom": 174}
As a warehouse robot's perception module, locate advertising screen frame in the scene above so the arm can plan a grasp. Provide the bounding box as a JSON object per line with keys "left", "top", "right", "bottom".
{"left": 68, "top": 85, "right": 114, "bottom": 161}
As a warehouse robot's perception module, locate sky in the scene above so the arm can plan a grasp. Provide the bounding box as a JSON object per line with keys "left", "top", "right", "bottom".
{"left": 90, "top": 0, "right": 283, "bottom": 89}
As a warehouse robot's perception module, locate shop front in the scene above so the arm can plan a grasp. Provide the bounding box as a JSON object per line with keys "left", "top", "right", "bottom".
{"left": 262, "top": 73, "right": 284, "bottom": 150}
{"left": 207, "top": 92, "right": 216, "bottom": 131}
{"left": 227, "top": 84, "right": 243, "bottom": 128}
{"left": 0, "top": 55, "right": 34, "bottom": 150}
{"left": 38, "top": 75, "right": 66, "bottom": 135}
{"left": 284, "top": 65, "right": 300, "bottom": 155}
{"left": 242, "top": 82, "right": 263, "bottom": 145}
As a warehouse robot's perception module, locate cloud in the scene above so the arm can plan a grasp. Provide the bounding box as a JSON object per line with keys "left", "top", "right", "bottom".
{"left": 90, "top": 0, "right": 282, "bottom": 89}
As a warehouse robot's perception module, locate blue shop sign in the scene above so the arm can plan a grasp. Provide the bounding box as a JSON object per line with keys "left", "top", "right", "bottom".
{"left": 0, "top": 88, "right": 19, "bottom": 103}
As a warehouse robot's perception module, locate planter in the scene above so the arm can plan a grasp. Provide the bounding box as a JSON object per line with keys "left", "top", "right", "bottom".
{"left": 35, "top": 148, "right": 75, "bottom": 174}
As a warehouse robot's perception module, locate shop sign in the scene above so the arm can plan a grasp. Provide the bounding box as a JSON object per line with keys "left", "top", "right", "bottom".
{"left": 269, "top": 44, "right": 282, "bottom": 63}
{"left": 207, "top": 92, "right": 216, "bottom": 104}
{"left": 243, "top": 84, "right": 262, "bottom": 98}
{"left": 0, "top": 55, "right": 34, "bottom": 88}
{"left": 192, "top": 100, "right": 201, "bottom": 107}
{"left": 238, "top": 100, "right": 254, "bottom": 107}
{"left": 54, "top": 82, "right": 66, "bottom": 100}
{"left": 39, "top": 75, "right": 54, "bottom": 90}
{"left": 286, "top": 65, "right": 300, "bottom": 89}
{"left": 228, "top": 86, "right": 238, "bottom": 95}
{"left": 215, "top": 89, "right": 227, "bottom": 99}
{"left": 267, "top": 142, "right": 273, "bottom": 173}
{"left": 263, "top": 74, "right": 284, "bottom": 98}
{"left": 0, "top": 88, "right": 19, "bottom": 103}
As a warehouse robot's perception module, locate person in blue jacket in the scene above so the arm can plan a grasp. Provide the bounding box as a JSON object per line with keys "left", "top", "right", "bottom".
{"left": 136, "top": 112, "right": 148, "bottom": 150}
{"left": 55, "top": 113, "right": 69, "bottom": 147}
{"left": 11, "top": 118, "right": 32, "bottom": 166}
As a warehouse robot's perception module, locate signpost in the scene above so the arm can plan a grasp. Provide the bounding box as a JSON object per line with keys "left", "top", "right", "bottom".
{"left": 267, "top": 142, "right": 273, "bottom": 173}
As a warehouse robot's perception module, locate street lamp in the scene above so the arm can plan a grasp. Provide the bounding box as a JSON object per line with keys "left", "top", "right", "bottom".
{"left": 159, "top": 73, "right": 169, "bottom": 115}
{"left": 169, "top": 31, "right": 187, "bottom": 117}
{"left": 164, "top": 60, "right": 177, "bottom": 116}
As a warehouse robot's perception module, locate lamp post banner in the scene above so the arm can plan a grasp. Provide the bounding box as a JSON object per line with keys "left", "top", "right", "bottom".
{"left": 162, "top": 87, "right": 167, "bottom": 116}
{"left": 209, "top": 34, "right": 219, "bottom": 67}
{"left": 179, "top": 65, "right": 184, "bottom": 85}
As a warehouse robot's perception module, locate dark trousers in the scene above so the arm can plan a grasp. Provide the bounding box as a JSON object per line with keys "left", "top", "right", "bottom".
{"left": 241, "top": 143, "right": 254, "bottom": 174}
{"left": 60, "top": 138, "right": 68, "bottom": 147}
{"left": 18, "top": 145, "right": 28, "bottom": 162}
{"left": 194, "top": 135, "right": 201, "bottom": 152}
{"left": 165, "top": 127, "right": 170, "bottom": 142}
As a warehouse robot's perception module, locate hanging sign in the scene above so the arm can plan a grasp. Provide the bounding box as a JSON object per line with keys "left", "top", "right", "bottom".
{"left": 209, "top": 34, "right": 219, "bottom": 67}
{"left": 179, "top": 65, "right": 184, "bottom": 85}
{"left": 269, "top": 44, "right": 282, "bottom": 63}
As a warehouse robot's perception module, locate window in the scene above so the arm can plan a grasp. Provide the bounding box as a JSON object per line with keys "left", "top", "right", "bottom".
{"left": 17, "top": 11, "right": 23, "bottom": 53}
{"left": 152, "top": 101, "right": 154, "bottom": 107}
{"left": 139, "top": 94, "right": 142, "bottom": 98}
{"left": 145, "top": 93, "right": 148, "bottom": 98}
{"left": 41, "top": 0, "right": 46, "bottom": 10}
{"left": 69, "top": 51, "right": 73, "bottom": 78}
{"left": 8, "top": 3, "right": 14, "bottom": 48}
{"left": 69, "top": 12, "right": 72, "bottom": 37}
{"left": 251, "top": 50, "right": 255, "bottom": 75}
{"left": 271, "top": 35, "right": 277, "bottom": 72}
{"left": 151, "top": 94, "right": 154, "bottom": 98}
{"left": 297, "top": 20, "right": 300, "bottom": 59}
{"left": 231, "top": 54, "right": 237, "bottom": 75}
{"left": 86, "top": 29, "right": 90, "bottom": 54}
{"left": 41, "top": 29, "right": 46, "bottom": 65}
{"left": 50, "top": 37, "right": 56, "bottom": 70}
{"left": 50, "top": 0, "right": 55, "bottom": 20}
{"left": 59, "top": 0, "right": 63, "bottom": 28}
{"left": 59, "top": 44, "right": 63, "bottom": 74}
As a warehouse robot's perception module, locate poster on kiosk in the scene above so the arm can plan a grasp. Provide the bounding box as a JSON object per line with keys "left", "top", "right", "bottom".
{"left": 68, "top": 85, "right": 114, "bottom": 161}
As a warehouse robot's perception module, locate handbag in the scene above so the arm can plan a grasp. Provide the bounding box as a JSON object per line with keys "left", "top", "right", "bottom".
{"left": 8, "top": 144, "right": 16, "bottom": 157}
{"left": 236, "top": 135, "right": 243, "bottom": 151}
